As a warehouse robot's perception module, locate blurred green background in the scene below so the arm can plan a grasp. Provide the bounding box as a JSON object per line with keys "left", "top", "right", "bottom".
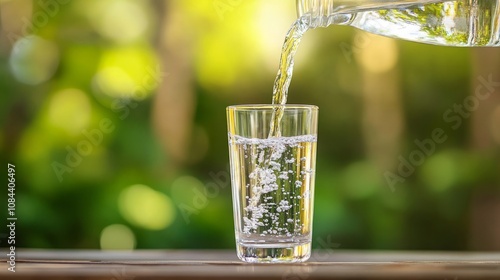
{"left": 0, "top": 0, "right": 499, "bottom": 251}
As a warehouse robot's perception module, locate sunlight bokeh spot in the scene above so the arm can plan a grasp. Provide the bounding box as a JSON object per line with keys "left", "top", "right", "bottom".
{"left": 81, "top": 0, "right": 149, "bottom": 43}
{"left": 421, "top": 152, "right": 457, "bottom": 192}
{"left": 118, "top": 184, "right": 175, "bottom": 230}
{"left": 97, "top": 1, "right": 148, "bottom": 43}
{"left": 94, "top": 67, "right": 136, "bottom": 98}
{"left": 196, "top": 33, "right": 239, "bottom": 89}
{"left": 48, "top": 88, "right": 91, "bottom": 136}
{"left": 178, "top": 0, "right": 247, "bottom": 25}
{"left": 9, "top": 35, "right": 59, "bottom": 85}
{"left": 254, "top": 1, "right": 304, "bottom": 72}
{"left": 95, "top": 48, "right": 159, "bottom": 99}
{"left": 100, "top": 224, "right": 136, "bottom": 250}
{"left": 356, "top": 33, "right": 398, "bottom": 73}
{"left": 189, "top": 1, "right": 263, "bottom": 93}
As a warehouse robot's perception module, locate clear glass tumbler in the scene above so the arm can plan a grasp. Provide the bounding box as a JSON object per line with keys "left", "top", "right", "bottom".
{"left": 227, "top": 104, "right": 318, "bottom": 263}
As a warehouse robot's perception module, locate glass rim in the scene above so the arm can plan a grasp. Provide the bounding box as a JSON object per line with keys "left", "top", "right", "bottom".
{"left": 226, "top": 104, "right": 318, "bottom": 111}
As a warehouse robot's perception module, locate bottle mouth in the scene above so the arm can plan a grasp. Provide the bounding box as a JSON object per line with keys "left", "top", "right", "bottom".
{"left": 300, "top": 13, "right": 353, "bottom": 28}
{"left": 296, "top": 0, "right": 353, "bottom": 28}
{"left": 311, "top": 13, "right": 353, "bottom": 28}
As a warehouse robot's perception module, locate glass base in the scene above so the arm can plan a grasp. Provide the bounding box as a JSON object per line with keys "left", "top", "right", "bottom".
{"left": 236, "top": 242, "right": 311, "bottom": 263}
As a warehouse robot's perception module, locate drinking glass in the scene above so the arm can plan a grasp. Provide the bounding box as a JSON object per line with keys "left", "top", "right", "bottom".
{"left": 227, "top": 104, "right": 318, "bottom": 263}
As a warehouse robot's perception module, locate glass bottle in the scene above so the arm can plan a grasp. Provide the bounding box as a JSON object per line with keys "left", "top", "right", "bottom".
{"left": 296, "top": 0, "right": 500, "bottom": 46}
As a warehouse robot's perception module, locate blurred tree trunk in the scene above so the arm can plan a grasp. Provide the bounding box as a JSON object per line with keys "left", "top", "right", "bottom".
{"left": 152, "top": 1, "right": 196, "bottom": 169}
{"left": 0, "top": 0, "right": 33, "bottom": 158}
{"left": 361, "top": 65, "right": 404, "bottom": 178}
{"left": 356, "top": 33, "right": 404, "bottom": 186}
{"left": 469, "top": 48, "right": 500, "bottom": 250}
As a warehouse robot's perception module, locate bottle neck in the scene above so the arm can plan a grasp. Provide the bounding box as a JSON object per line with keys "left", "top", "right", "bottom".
{"left": 296, "top": 0, "right": 354, "bottom": 28}
{"left": 296, "top": 0, "right": 443, "bottom": 28}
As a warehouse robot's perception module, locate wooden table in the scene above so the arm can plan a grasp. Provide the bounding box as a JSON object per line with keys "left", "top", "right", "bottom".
{"left": 1, "top": 250, "right": 499, "bottom": 279}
